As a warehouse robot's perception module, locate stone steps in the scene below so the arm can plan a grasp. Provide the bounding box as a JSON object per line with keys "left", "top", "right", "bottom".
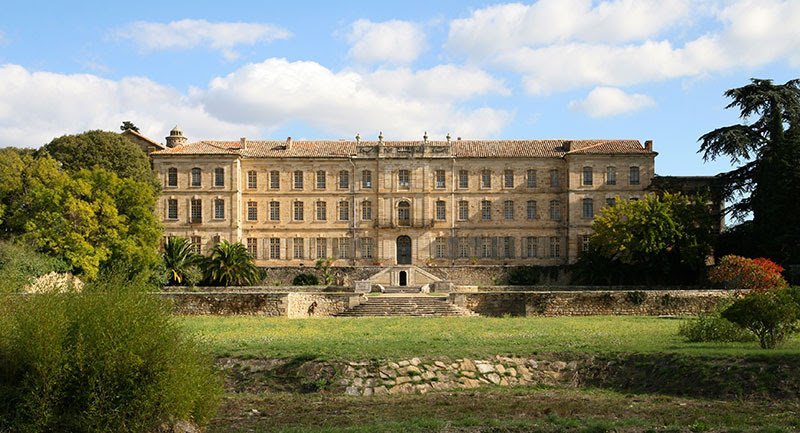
{"left": 337, "top": 296, "right": 477, "bottom": 317}
{"left": 382, "top": 286, "right": 422, "bottom": 294}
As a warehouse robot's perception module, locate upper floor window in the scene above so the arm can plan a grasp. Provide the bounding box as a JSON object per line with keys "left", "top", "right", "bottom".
{"left": 397, "top": 201, "right": 411, "bottom": 226}
{"left": 503, "top": 169, "right": 514, "bottom": 188}
{"left": 582, "top": 198, "right": 594, "bottom": 218}
{"left": 582, "top": 166, "right": 593, "bottom": 186}
{"left": 526, "top": 169, "right": 536, "bottom": 188}
{"left": 190, "top": 168, "right": 201, "bottom": 187}
{"left": 338, "top": 200, "right": 350, "bottom": 221}
{"left": 338, "top": 170, "right": 349, "bottom": 189}
{"left": 481, "top": 170, "right": 492, "bottom": 188}
{"left": 526, "top": 200, "right": 537, "bottom": 220}
{"left": 398, "top": 169, "right": 410, "bottom": 189}
{"left": 481, "top": 200, "right": 492, "bottom": 220}
{"left": 361, "top": 200, "right": 372, "bottom": 220}
{"left": 606, "top": 167, "right": 617, "bottom": 185}
{"left": 315, "top": 201, "right": 327, "bottom": 221}
{"left": 435, "top": 169, "right": 446, "bottom": 189}
{"left": 435, "top": 200, "right": 446, "bottom": 221}
{"left": 458, "top": 200, "right": 469, "bottom": 221}
{"left": 270, "top": 171, "right": 280, "bottom": 189}
{"left": 247, "top": 201, "right": 258, "bottom": 221}
{"left": 293, "top": 201, "right": 304, "bottom": 221}
{"left": 190, "top": 198, "right": 202, "bottom": 222}
{"left": 214, "top": 199, "right": 225, "bottom": 219}
{"left": 167, "top": 167, "right": 178, "bottom": 187}
{"left": 629, "top": 166, "right": 641, "bottom": 185}
{"left": 503, "top": 200, "right": 514, "bottom": 220}
{"left": 458, "top": 170, "right": 469, "bottom": 189}
{"left": 167, "top": 199, "right": 178, "bottom": 220}
{"left": 316, "top": 170, "right": 326, "bottom": 190}
{"left": 214, "top": 167, "right": 224, "bottom": 187}
{"left": 269, "top": 201, "right": 280, "bottom": 221}
{"left": 549, "top": 169, "right": 559, "bottom": 188}
{"left": 549, "top": 200, "right": 561, "bottom": 221}
{"left": 293, "top": 170, "right": 304, "bottom": 190}
{"left": 247, "top": 170, "right": 257, "bottom": 189}
{"left": 361, "top": 170, "right": 372, "bottom": 188}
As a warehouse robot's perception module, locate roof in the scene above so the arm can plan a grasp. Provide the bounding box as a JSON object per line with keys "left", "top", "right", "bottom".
{"left": 150, "top": 139, "right": 653, "bottom": 158}
{"left": 120, "top": 129, "right": 166, "bottom": 150}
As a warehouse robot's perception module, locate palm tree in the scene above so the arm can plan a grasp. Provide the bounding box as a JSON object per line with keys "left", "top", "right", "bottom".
{"left": 204, "top": 240, "right": 261, "bottom": 286}
{"left": 162, "top": 237, "right": 201, "bottom": 286}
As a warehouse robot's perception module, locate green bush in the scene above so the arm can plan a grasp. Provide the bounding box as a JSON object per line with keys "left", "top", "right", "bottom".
{"left": 678, "top": 302, "right": 755, "bottom": 343}
{"left": 507, "top": 266, "right": 562, "bottom": 285}
{"left": 0, "top": 240, "right": 68, "bottom": 293}
{"left": 0, "top": 271, "right": 221, "bottom": 432}
{"left": 293, "top": 273, "right": 319, "bottom": 286}
{"left": 721, "top": 289, "right": 800, "bottom": 349}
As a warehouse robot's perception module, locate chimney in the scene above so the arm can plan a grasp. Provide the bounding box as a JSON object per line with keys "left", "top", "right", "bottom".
{"left": 355, "top": 133, "right": 360, "bottom": 143}
{"left": 423, "top": 131, "right": 428, "bottom": 143}
{"left": 563, "top": 140, "right": 572, "bottom": 152}
{"left": 286, "top": 136, "right": 292, "bottom": 150}
{"left": 446, "top": 133, "right": 451, "bottom": 143}
{"left": 644, "top": 140, "right": 653, "bottom": 151}
{"left": 378, "top": 131, "right": 384, "bottom": 143}
{"left": 240, "top": 137, "right": 247, "bottom": 150}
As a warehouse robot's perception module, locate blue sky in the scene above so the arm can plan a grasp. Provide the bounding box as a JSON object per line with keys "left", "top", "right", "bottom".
{"left": 1, "top": 0, "right": 799, "bottom": 176}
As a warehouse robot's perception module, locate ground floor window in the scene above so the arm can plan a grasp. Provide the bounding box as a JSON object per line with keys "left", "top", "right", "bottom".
{"left": 293, "top": 238, "right": 304, "bottom": 259}
{"left": 269, "top": 238, "right": 281, "bottom": 259}
{"left": 247, "top": 237, "right": 257, "bottom": 258}
{"left": 361, "top": 237, "right": 374, "bottom": 259}
{"left": 316, "top": 237, "right": 327, "bottom": 259}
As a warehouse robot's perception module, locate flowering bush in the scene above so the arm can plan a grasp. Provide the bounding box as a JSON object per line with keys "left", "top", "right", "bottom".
{"left": 708, "top": 255, "right": 788, "bottom": 292}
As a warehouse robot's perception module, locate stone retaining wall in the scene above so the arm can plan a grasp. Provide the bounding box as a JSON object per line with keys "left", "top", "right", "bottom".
{"left": 160, "top": 292, "right": 364, "bottom": 317}
{"left": 286, "top": 293, "right": 363, "bottom": 318}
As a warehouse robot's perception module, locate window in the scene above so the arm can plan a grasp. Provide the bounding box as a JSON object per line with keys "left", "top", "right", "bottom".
{"left": 247, "top": 237, "right": 257, "bottom": 258}
{"left": 293, "top": 170, "right": 304, "bottom": 189}
{"left": 167, "top": 167, "right": 178, "bottom": 187}
{"left": 582, "top": 198, "right": 594, "bottom": 218}
{"left": 581, "top": 234, "right": 590, "bottom": 253}
{"left": 362, "top": 170, "right": 372, "bottom": 188}
{"left": 480, "top": 237, "right": 491, "bottom": 258}
{"left": 167, "top": 199, "right": 178, "bottom": 220}
{"left": 435, "top": 169, "right": 446, "bottom": 189}
{"left": 606, "top": 197, "right": 616, "bottom": 207}
{"left": 503, "top": 200, "right": 514, "bottom": 220}
{"left": 190, "top": 198, "right": 202, "bottom": 222}
{"left": 293, "top": 238, "right": 304, "bottom": 259}
{"left": 549, "top": 169, "right": 559, "bottom": 187}
{"left": 293, "top": 201, "right": 304, "bottom": 221}
{"left": 361, "top": 200, "right": 372, "bottom": 220}
{"left": 524, "top": 237, "right": 538, "bottom": 258}
{"left": 458, "top": 170, "right": 469, "bottom": 189}
{"left": 269, "top": 201, "right": 280, "bottom": 221}
{"left": 481, "top": 200, "right": 492, "bottom": 221}
{"left": 338, "top": 200, "right": 350, "bottom": 221}
{"left": 214, "top": 199, "right": 224, "bottom": 219}
{"left": 526, "top": 200, "right": 537, "bottom": 220}
{"left": 270, "top": 171, "right": 280, "bottom": 189}
{"left": 458, "top": 200, "right": 469, "bottom": 221}
{"left": 398, "top": 169, "right": 410, "bottom": 188}
{"left": 316, "top": 238, "right": 327, "bottom": 259}
{"left": 190, "top": 168, "right": 201, "bottom": 187}
{"left": 457, "top": 238, "right": 470, "bottom": 258}
{"left": 316, "top": 201, "right": 327, "bottom": 221}
{"left": 606, "top": 167, "right": 617, "bottom": 185}
{"left": 503, "top": 169, "right": 514, "bottom": 188}
{"left": 316, "top": 170, "right": 326, "bottom": 190}
{"left": 338, "top": 170, "right": 349, "bottom": 189}
{"left": 549, "top": 236, "right": 561, "bottom": 258}
{"left": 190, "top": 236, "right": 201, "bottom": 254}
{"left": 434, "top": 237, "right": 447, "bottom": 258}
{"left": 247, "top": 201, "right": 257, "bottom": 221}
{"left": 582, "top": 166, "right": 593, "bottom": 186}
{"left": 247, "top": 170, "right": 257, "bottom": 189}
{"left": 214, "top": 167, "right": 224, "bottom": 187}
{"left": 361, "top": 237, "right": 374, "bottom": 259}
{"left": 269, "top": 238, "right": 281, "bottom": 259}
{"left": 435, "top": 200, "right": 446, "bottom": 221}
{"left": 398, "top": 201, "right": 411, "bottom": 226}
{"left": 549, "top": 200, "right": 561, "bottom": 221}
{"left": 502, "top": 236, "right": 514, "bottom": 258}
{"left": 527, "top": 169, "right": 537, "bottom": 188}
{"left": 481, "top": 169, "right": 492, "bottom": 188}
{"left": 336, "top": 238, "right": 351, "bottom": 259}
{"left": 629, "top": 166, "right": 640, "bottom": 185}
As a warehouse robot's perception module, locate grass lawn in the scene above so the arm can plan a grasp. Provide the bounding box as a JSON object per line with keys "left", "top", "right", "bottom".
{"left": 180, "top": 315, "right": 800, "bottom": 360}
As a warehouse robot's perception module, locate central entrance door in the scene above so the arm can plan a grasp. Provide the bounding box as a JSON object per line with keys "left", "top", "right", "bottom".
{"left": 396, "top": 235, "right": 412, "bottom": 265}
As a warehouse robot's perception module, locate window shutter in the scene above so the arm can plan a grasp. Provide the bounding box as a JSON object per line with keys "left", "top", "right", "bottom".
{"left": 473, "top": 237, "right": 480, "bottom": 258}
{"left": 354, "top": 237, "right": 361, "bottom": 258}
{"left": 332, "top": 238, "right": 339, "bottom": 259}
{"left": 491, "top": 237, "right": 498, "bottom": 258}
{"left": 538, "top": 236, "right": 547, "bottom": 258}
{"left": 284, "top": 238, "right": 291, "bottom": 260}
{"left": 309, "top": 238, "right": 316, "bottom": 259}
{"left": 508, "top": 237, "right": 516, "bottom": 259}
{"left": 449, "top": 237, "right": 456, "bottom": 259}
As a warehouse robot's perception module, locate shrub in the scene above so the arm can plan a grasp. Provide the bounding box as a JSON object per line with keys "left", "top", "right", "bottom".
{"left": 721, "top": 288, "right": 800, "bottom": 349}
{"left": 678, "top": 301, "right": 755, "bottom": 343}
{"left": 507, "top": 266, "right": 561, "bottom": 285}
{"left": 0, "top": 240, "right": 68, "bottom": 293}
{"left": 204, "top": 240, "right": 261, "bottom": 286}
{"left": 708, "top": 255, "right": 788, "bottom": 292}
{"left": 293, "top": 273, "right": 319, "bottom": 286}
{"left": 0, "top": 271, "right": 222, "bottom": 432}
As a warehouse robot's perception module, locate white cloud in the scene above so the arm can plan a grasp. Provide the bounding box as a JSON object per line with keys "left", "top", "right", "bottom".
{"left": 202, "top": 58, "right": 511, "bottom": 139}
{"left": 0, "top": 64, "right": 258, "bottom": 148}
{"left": 569, "top": 86, "right": 655, "bottom": 117}
{"left": 116, "top": 19, "right": 290, "bottom": 60}
{"left": 347, "top": 19, "right": 425, "bottom": 64}
{"left": 365, "top": 65, "right": 510, "bottom": 100}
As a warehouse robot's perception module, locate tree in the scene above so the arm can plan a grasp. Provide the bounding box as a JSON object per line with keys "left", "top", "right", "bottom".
{"left": 699, "top": 78, "right": 800, "bottom": 263}
{"left": 41, "top": 130, "right": 156, "bottom": 186}
{"left": 120, "top": 121, "right": 140, "bottom": 132}
{"left": 163, "top": 237, "right": 202, "bottom": 286}
{"left": 708, "top": 255, "right": 788, "bottom": 292}
{"left": 203, "top": 240, "right": 261, "bottom": 286}
{"left": 722, "top": 289, "right": 800, "bottom": 349}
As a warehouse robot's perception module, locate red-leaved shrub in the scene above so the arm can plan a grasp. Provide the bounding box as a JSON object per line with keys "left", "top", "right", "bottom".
{"left": 708, "top": 255, "right": 788, "bottom": 292}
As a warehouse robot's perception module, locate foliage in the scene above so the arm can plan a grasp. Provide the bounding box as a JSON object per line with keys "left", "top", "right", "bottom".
{"left": 315, "top": 257, "right": 335, "bottom": 285}
{"left": 708, "top": 255, "right": 788, "bottom": 292}
{"left": 119, "top": 121, "right": 139, "bottom": 132}
{"left": 203, "top": 240, "right": 261, "bottom": 286}
{"left": 0, "top": 240, "right": 69, "bottom": 293}
{"left": 507, "top": 266, "right": 562, "bottom": 285}
{"left": 678, "top": 300, "right": 755, "bottom": 343}
{"left": 721, "top": 288, "right": 800, "bottom": 349}
{"left": 40, "top": 130, "right": 156, "bottom": 186}
{"left": 0, "top": 271, "right": 221, "bottom": 432}
{"left": 699, "top": 78, "right": 800, "bottom": 263}
{"left": 293, "top": 273, "right": 320, "bottom": 286}
{"left": 163, "top": 237, "right": 202, "bottom": 286}
{"left": 574, "top": 193, "right": 714, "bottom": 285}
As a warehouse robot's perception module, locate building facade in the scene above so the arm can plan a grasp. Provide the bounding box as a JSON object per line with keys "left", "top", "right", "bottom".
{"left": 150, "top": 128, "right": 656, "bottom": 267}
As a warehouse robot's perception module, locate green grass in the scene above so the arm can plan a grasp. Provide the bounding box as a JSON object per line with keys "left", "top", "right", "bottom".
{"left": 179, "top": 316, "right": 800, "bottom": 360}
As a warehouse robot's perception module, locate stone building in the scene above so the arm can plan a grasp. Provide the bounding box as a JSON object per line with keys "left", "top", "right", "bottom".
{"left": 150, "top": 128, "right": 656, "bottom": 268}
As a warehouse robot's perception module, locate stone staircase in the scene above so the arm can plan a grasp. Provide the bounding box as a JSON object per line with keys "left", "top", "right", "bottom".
{"left": 382, "top": 285, "right": 422, "bottom": 294}
{"left": 336, "top": 295, "right": 478, "bottom": 317}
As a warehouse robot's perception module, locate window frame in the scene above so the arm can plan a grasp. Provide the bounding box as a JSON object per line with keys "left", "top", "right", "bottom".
{"left": 246, "top": 201, "right": 258, "bottom": 221}
{"left": 190, "top": 168, "right": 201, "bottom": 187}
{"left": 247, "top": 170, "right": 258, "bottom": 189}
{"left": 582, "top": 166, "right": 593, "bottom": 186}
{"left": 315, "top": 201, "right": 327, "bottom": 221}
{"left": 435, "top": 200, "right": 446, "bottom": 221}
{"left": 167, "top": 167, "right": 178, "bottom": 188}
{"left": 293, "top": 201, "right": 304, "bottom": 221}
{"left": 481, "top": 200, "right": 492, "bottom": 221}
{"left": 213, "top": 198, "right": 225, "bottom": 220}
{"left": 269, "top": 201, "right": 280, "bottom": 221}
{"left": 503, "top": 169, "right": 514, "bottom": 188}
{"left": 293, "top": 170, "right": 304, "bottom": 190}
{"left": 316, "top": 170, "right": 326, "bottom": 190}
{"left": 213, "top": 167, "right": 225, "bottom": 187}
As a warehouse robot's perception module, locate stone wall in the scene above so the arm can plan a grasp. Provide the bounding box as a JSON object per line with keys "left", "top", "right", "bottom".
{"left": 450, "top": 290, "right": 730, "bottom": 317}
{"left": 286, "top": 293, "right": 364, "bottom": 318}
{"left": 161, "top": 292, "right": 288, "bottom": 315}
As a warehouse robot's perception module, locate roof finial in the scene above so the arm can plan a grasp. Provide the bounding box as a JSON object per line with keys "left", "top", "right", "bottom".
{"left": 378, "top": 131, "right": 383, "bottom": 142}
{"left": 423, "top": 131, "right": 428, "bottom": 143}
{"left": 446, "top": 132, "right": 451, "bottom": 143}
{"left": 355, "top": 133, "right": 360, "bottom": 143}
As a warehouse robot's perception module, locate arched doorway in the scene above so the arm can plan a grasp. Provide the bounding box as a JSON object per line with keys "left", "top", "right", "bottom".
{"left": 396, "top": 235, "right": 412, "bottom": 265}
{"left": 399, "top": 270, "right": 408, "bottom": 286}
